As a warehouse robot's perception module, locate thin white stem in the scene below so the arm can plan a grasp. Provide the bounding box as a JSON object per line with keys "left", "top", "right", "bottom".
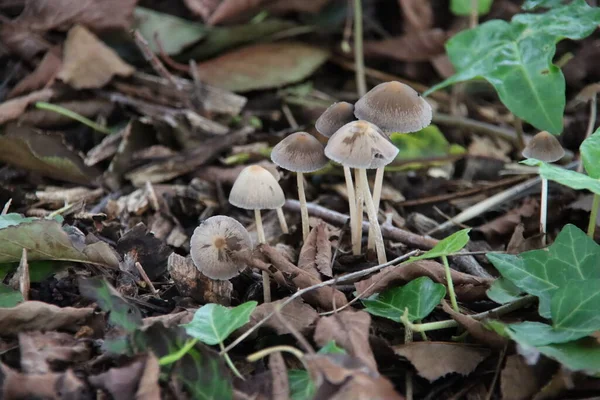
{"left": 359, "top": 169, "right": 387, "bottom": 264}
{"left": 540, "top": 178, "right": 548, "bottom": 246}
{"left": 297, "top": 172, "right": 310, "bottom": 240}
{"left": 276, "top": 208, "right": 289, "bottom": 234}
{"left": 344, "top": 166, "right": 359, "bottom": 255}
{"left": 255, "top": 209, "right": 271, "bottom": 302}
{"left": 368, "top": 167, "right": 384, "bottom": 250}
{"left": 354, "top": 168, "right": 364, "bottom": 255}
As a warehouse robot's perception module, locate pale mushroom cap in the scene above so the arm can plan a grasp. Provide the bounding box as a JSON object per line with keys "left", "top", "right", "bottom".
{"left": 190, "top": 215, "right": 252, "bottom": 280}
{"left": 315, "top": 102, "right": 357, "bottom": 138}
{"left": 271, "top": 132, "right": 328, "bottom": 173}
{"left": 229, "top": 165, "right": 285, "bottom": 209}
{"left": 354, "top": 81, "right": 432, "bottom": 133}
{"left": 324, "top": 120, "right": 399, "bottom": 169}
{"left": 522, "top": 131, "right": 565, "bottom": 163}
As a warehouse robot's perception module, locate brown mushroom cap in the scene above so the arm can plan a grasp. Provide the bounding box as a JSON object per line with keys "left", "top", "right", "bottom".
{"left": 229, "top": 165, "right": 285, "bottom": 210}
{"left": 324, "top": 120, "right": 399, "bottom": 169}
{"left": 271, "top": 132, "right": 328, "bottom": 173}
{"left": 190, "top": 215, "right": 252, "bottom": 280}
{"left": 315, "top": 102, "right": 356, "bottom": 137}
{"left": 522, "top": 131, "right": 565, "bottom": 163}
{"left": 354, "top": 81, "right": 432, "bottom": 133}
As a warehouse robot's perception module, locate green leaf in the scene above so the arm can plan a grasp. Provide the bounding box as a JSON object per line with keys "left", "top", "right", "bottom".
{"left": 409, "top": 229, "right": 471, "bottom": 262}
{"left": 487, "top": 277, "right": 523, "bottom": 304}
{"left": 538, "top": 162, "right": 600, "bottom": 195}
{"left": 184, "top": 302, "right": 258, "bottom": 345}
{"left": 78, "top": 277, "right": 142, "bottom": 332}
{"left": 450, "top": 0, "right": 493, "bottom": 16}
{"left": 0, "top": 284, "right": 23, "bottom": 307}
{"left": 318, "top": 340, "right": 347, "bottom": 355}
{"left": 580, "top": 127, "right": 600, "bottom": 179}
{"left": 362, "top": 277, "right": 446, "bottom": 322}
{"left": 289, "top": 369, "right": 314, "bottom": 400}
{"left": 0, "top": 213, "right": 38, "bottom": 229}
{"left": 487, "top": 224, "right": 600, "bottom": 318}
{"left": 426, "top": 0, "right": 600, "bottom": 133}
{"left": 523, "top": 0, "right": 566, "bottom": 10}
{"left": 133, "top": 7, "right": 206, "bottom": 55}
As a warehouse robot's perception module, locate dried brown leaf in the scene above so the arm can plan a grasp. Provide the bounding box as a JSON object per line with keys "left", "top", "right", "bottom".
{"left": 8, "top": 48, "right": 62, "bottom": 98}
{"left": 207, "top": 0, "right": 330, "bottom": 24}
{"left": 9, "top": 249, "right": 30, "bottom": 301}
{"left": 58, "top": 25, "right": 134, "bottom": 89}
{"left": 298, "top": 222, "right": 332, "bottom": 278}
{"left": 506, "top": 223, "right": 544, "bottom": 254}
{"left": 0, "top": 22, "right": 50, "bottom": 59}
{"left": 441, "top": 300, "right": 508, "bottom": 349}
{"left": 89, "top": 356, "right": 146, "bottom": 400}
{"left": 1, "top": 365, "right": 88, "bottom": 399}
{"left": 501, "top": 355, "right": 540, "bottom": 400}
{"left": 19, "top": 331, "right": 91, "bottom": 374}
{"left": 355, "top": 260, "right": 492, "bottom": 302}
{"left": 0, "top": 88, "right": 54, "bottom": 125}
{"left": 476, "top": 198, "right": 537, "bottom": 242}
{"left": 249, "top": 297, "right": 318, "bottom": 335}
{"left": 314, "top": 310, "right": 377, "bottom": 372}
{"left": 0, "top": 301, "right": 93, "bottom": 336}
{"left": 269, "top": 352, "right": 289, "bottom": 400}
{"left": 398, "top": 0, "right": 433, "bottom": 31}
{"left": 364, "top": 29, "right": 447, "bottom": 62}
{"left": 136, "top": 353, "right": 161, "bottom": 400}
{"left": 393, "top": 342, "right": 490, "bottom": 382}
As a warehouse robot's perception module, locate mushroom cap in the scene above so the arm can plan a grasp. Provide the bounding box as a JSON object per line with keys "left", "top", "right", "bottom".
{"left": 522, "top": 131, "right": 565, "bottom": 163}
{"left": 229, "top": 165, "right": 285, "bottom": 210}
{"left": 190, "top": 215, "right": 252, "bottom": 280}
{"left": 271, "top": 132, "right": 328, "bottom": 173}
{"left": 324, "top": 120, "right": 399, "bottom": 169}
{"left": 354, "top": 81, "right": 432, "bottom": 133}
{"left": 315, "top": 102, "right": 356, "bottom": 138}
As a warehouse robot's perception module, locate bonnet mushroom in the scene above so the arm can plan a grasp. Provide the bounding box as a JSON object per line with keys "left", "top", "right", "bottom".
{"left": 190, "top": 215, "right": 252, "bottom": 280}
{"left": 325, "top": 120, "right": 399, "bottom": 263}
{"left": 271, "top": 132, "right": 328, "bottom": 240}
{"left": 229, "top": 164, "right": 285, "bottom": 301}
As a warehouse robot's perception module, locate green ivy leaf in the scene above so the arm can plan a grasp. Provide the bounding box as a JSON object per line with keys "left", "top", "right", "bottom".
{"left": 425, "top": 0, "right": 600, "bottom": 133}
{"left": 522, "top": 0, "right": 566, "bottom": 10}
{"left": 0, "top": 213, "right": 38, "bottom": 229}
{"left": 184, "top": 302, "right": 258, "bottom": 345}
{"left": 0, "top": 284, "right": 23, "bottom": 307}
{"left": 486, "top": 277, "right": 523, "bottom": 304}
{"left": 362, "top": 277, "right": 446, "bottom": 322}
{"left": 487, "top": 224, "right": 600, "bottom": 318}
{"left": 538, "top": 162, "right": 600, "bottom": 195}
{"left": 580, "top": 127, "right": 600, "bottom": 179}
{"left": 289, "top": 370, "right": 314, "bottom": 400}
{"left": 318, "top": 340, "right": 347, "bottom": 355}
{"left": 450, "top": 0, "right": 493, "bottom": 16}
{"left": 409, "top": 229, "right": 471, "bottom": 262}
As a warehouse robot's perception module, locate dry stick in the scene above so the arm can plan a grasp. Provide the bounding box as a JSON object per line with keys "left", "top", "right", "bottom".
{"left": 221, "top": 250, "right": 420, "bottom": 355}
{"left": 359, "top": 169, "right": 387, "bottom": 263}
{"left": 134, "top": 262, "right": 158, "bottom": 295}
{"left": 132, "top": 30, "right": 182, "bottom": 91}
{"left": 345, "top": 166, "right": 359, "bottom": 255}
{"left": 354, "top": 169, "right": 365, "bottom": 254}
{"left": 254, "top": 209, "right": 271, "bottom": 303}
{"left": 297, "top": 172, "right": 310, "bottom": 240}
{"left": 368, "top": 167, "right": 385, "bottom": 250}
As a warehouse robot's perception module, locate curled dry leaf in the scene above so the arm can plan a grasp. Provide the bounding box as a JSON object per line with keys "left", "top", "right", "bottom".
{"left": 9, "top": 249, "right": 30, "bottom": 301}
{"left": 0, "top": 88, "right": 54, "bottom": 125}
{"left": 393, "top": 342, "right": 490, "bottom": 382}
{"left": 58, "top": 25, "right": 134, "bottom": 89}
{"left": 248, "top": 297, "right": 318, "bottom": 335}
{"left": 476, "top": 198, "right": 537, "bottom": 242}
{"left": 0, "top": 301, "right": 93, "bottom": 336}
{"left": 354, "top": 260, "right": 492, "bottom": 302}
{"left": 269, "top": 352, "right": 290, "bottom": 400}
{"left": 8, "top": 48, "right": 62, "bottom": 98}
{"left": 364, "top": 29, "right": 447, "bottom": 62}
{"left": 19, "top": 331, "right": 91, "bottom": 374}
{"left": 0, "top": 365, "right": 88, "bottom": 400}
{"left": 298, "top": 222, "right": 333, "bottom": 278}
{"left": 314, "top": 310, "right": 378, "bottom": 372}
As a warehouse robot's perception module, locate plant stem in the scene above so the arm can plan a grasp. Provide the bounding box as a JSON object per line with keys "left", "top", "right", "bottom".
{"left": 344, "top": 166, "right": 359, "bottom": 255}
{"left": 35, "top": 102, "right": 112, "bottom": 135}
{"left": 368, "top": 167, "right": 384, "bottom": 250}
{"left": 353, "top": 0, "right": 367, "bottom": 97}
{"left": 219, "top": 342, "right": 245, "bottom": 380}
{"left": 404, "top": 322, "right": 413, "bottom": 400}
{"left": 442, "top": 255, "right": 459, "bottom": 313}
{"left": 276, "top": 207, "right": 289, "bottom": 234}
{"left": 158, "top": 338, "right": 198, "bottom": 366}
{"left": 587, "top": 193, "right": 600, "bottom": 238}
{"left": 354, "top": 168, "right": 364, "bottom": 255}
{"left": 578, "top": 94, "right": 597, "bottom": 173}
{"left": 359, "top": 168, "right": 387, "bottom": 264}
{"left": 540, "top": 178, "right": 548, "bottom": 246}
{"left": 255, "top": 209, "right": 271, "bottom": 302}
{"left": 469, "top": 0, "right": 479, "bottom": 28}
{"left": 247, "top": 345, "right": 305, "bottom": 363}
{"left": 297, "top": 172, "right": 310, "bottom": 240}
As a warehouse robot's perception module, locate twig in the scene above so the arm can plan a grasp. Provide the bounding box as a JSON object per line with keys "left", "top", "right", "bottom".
{"left": 134, "top": 262, "right": 158, "bottom": 295}
{"left": 1, "top": 198, "right": 12, "bottom": 215}
{"left": 131, "top": 30, "right": 182, "bottom": 90}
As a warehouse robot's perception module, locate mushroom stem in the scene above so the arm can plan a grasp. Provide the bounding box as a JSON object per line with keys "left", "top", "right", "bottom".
{"left": 297, "top": 172, "right": 310, "bottom": 240}
{"left": 368, "top": 167, "right": 384, "bottom": 250}
{"left": 354, "top": 168, "right": 364, "bottom": 255}
{"left": 359, "top": 168, "right": 387, "bottom": 264}
{"left": 343, "top": 166, "right": 358, "bottom": 255}
{"left": 276, "top": 208, "right": 289, "bottom": 234}
{"left": 540, "top": 178, "right": 548, "bottom": 246}
{"left": 254, "top": 209, "right": 271, "bottom": 302}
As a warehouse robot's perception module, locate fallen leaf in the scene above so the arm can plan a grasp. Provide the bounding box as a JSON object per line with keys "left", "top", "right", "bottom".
{"left": 501, "top": 355, "right": 541, "bottom": 400}
{"left": 0, "top": 301, "right": 93, "bottom": 335}
{"left": 364, "top": 29, "right": 447, "bottom": 62}
{"left": 393, "top": 342, "right": 490, "bottom": 382}
{"left": 0, "top": 365, "right": 88, "bottom": 399}
{"left": 19, "top": 331, "right": 91, "bottom": 374}
{"left": 249, "top": 297, "right": 319, "bottom": 335}
{"left": 136, "top": 353, "right": 161, "bottom": 400}
{"left": 58, "top": 25, "right": 134, "bottom": 89}
{"left": 0, "top": 22, "right": 50, "bottom": 59}
{"left": 476, "top": 198, "right": 537, "bottom": 241}
{"left": 0, "top": 88, "right": 54, "bottom": 124}
{"left": 506, "top": 223, "right": 544, "bottom": 254}
{"left": 467, "top": 135, "right": 512, "bottom": 162}
{"left": 8, "top": 48, "right": 62, "bottom": 98}
{"left": 313, "top": 310, "right": 377, "bottom": 372}
{"left": 89, "top": 355, "right": 147, "bottom": 400}
{"left": 298, "top": 223, "right": 332, "bottom": 278}
{"left": 354, "top": 260, "right": 491, "bottom": 302}
{"left": 397, "top": 0, "right": 434, "bottom": 31}
{"left": 8, "top": 249, "right": 30, "bottom": 301}
{"left": 117, "top": 223, "right": 172, "bottom": 280}
{"left": 194, "top": 42, "right": 329, "bottom": 92}
{"left": 270, "top": 352, "right": 290, "bottom": 400}
{"left": 183, "top": 0, "right": 220, "bottom": 20}
{"left": 207, "top": 0, "right": 330, "bottom": 24}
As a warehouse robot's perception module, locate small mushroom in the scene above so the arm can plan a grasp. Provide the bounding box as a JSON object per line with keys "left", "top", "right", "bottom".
{"left": 190, "top": 215, "right": 252, "bottom": 280}
{"left": 229, "top": 164, "right": 285, "bottom": 301}
{"left": 325, "top": 120, "right": 399, "bottom": 263}
{"left": 522, "top": 131, "right": 565, "bottom": 244}
{"left": 271, "top": 132, "right": 328, "bottom": 240}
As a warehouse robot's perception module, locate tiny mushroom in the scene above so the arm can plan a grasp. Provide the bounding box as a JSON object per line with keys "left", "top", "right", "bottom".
{"left": 229, "top": 164, "right": 286, "bottom": 301}
{"left": 325, "top": 120, "right": 399, "bottom": 263}
{"left": 522, "top": 131, "right": 565, "bottom": 244}
{"left": 271, "top": 131, "right": 328, "bottom": 240}
{"left": 190, "top": 216, "right": 252, "bottom": 280}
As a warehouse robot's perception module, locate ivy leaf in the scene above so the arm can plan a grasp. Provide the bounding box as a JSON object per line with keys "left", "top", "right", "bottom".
{"left": 450, "top": 0, "right": 493, "bottom": 16}
{"left": 0, "top": 213, "right": 41, "bottom": 229}
{"left": 487, "top": 224, "right": 600, "bottom": 318}
{"left": 0, "top": 284, "right": 23, "bottom": 307}
{"left": 425, "top": 0, "right": 600, "bottom": 133}
{"left": 184, "top": 302, "right": 258, "bottom": 345}
{"left": 362, "top": 277, "right": 446, "bottom": 322}
{"left": 580, "top": 127, "right": 600, "bottom": 179}
{"left": 538, "top": 162, "right": 600, "bottom": 195}
{"left": 289, "top": 370, "right": 313, "bottom": 400}
{"left": 522, "top": 0, "right": 566, "bottom": 10}
{"left": 486, "top": 277, "right": 523, "bottom": 304}
{"left": 409, "top": 229, "right": 471, "bottom": 262}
